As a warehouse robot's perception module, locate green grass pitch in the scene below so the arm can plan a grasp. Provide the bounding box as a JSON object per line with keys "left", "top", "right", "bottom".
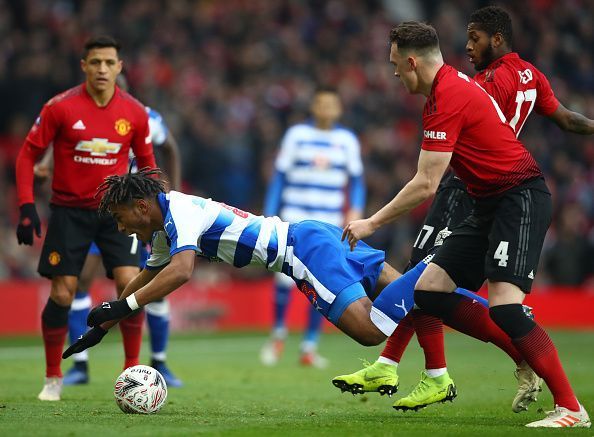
{"left": 0, "top": 331, "right": 592, "bottom": 436}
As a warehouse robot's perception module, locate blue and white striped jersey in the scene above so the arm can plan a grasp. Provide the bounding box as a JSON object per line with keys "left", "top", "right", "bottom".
{"left": 129, "top": 107, "right": 168, "bottom": 171}
{"left": 273, "top": 122, "right": 363, "bottom": 226}
{"left": 146, "top": 107, "right": 168, "bottom": 147}
{"left": 146, "top": 191, "right": 289, "bottom": 272}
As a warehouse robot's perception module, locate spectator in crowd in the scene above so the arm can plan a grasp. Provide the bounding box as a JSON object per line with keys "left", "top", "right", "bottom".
{"left": 0, "top": 0, "right": 593, "bottom": 286}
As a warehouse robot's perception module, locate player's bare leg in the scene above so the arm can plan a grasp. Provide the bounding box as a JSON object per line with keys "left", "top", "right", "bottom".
{"left": 335, "top": 297, "right": 386, "bottom": 346}
{"left": 332, "top": 263, "right": 402, "bottom": 396}
{"left": 39, "top": 275, "right": 77, "bottom": 401}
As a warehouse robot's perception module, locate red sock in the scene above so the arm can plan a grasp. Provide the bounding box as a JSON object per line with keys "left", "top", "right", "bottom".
{"left": 42, "top": 322, "right": 68, "bottom": 378}
{"left": 447, "top": 298, "right": 523, "bottom": 364}
{"left": 119, "top": 311, "right": 145, "bottom": 369}
{"left": 513, "top": 325, "right": 579, "bottom": 411}
{"left": 413, "top": 310, "right": 446, "bottom": 369}
{"left": 380, "top": 313, "right": 414, "bottom": 363}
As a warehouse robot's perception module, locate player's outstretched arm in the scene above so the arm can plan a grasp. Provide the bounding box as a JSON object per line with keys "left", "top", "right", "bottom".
{"left": 87, "top": 250, "right": 195, "bottom": 326}
{"left": 342, "top": 150, "right": 452, "bottom": 250}
{"left": 548, "top": 103, "right": 594, "bottom": 135}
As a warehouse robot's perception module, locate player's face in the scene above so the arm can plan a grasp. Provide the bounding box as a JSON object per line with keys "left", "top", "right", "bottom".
{"left": 81, "top": 47, "right": 122, "bottom": 93}
{"left": 111, "top": 201, "right": 152, "bottom": 243}
{"left": 389, "top": 43, "right": 418, "bottom": 94}
{"left": 311, "top": 93, "right": 342, "bottom": 126}
{"left": 466, "top": 24, "right": 496, "bottom": 71}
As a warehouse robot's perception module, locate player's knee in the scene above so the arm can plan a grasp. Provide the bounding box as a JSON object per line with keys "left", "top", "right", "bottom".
{"left": 42, "top": 297, "right": 70, "bottom": 327}
{"left": 50, "top": 283, "right": 75, "bottom": 306}
{"left": 113, "top": 268, "right": 138, "bottom": 295}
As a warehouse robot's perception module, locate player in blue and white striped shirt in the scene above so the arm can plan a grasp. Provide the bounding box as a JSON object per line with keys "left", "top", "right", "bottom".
{"left": 261, "top": 86, "right": 365, "bottom": 368}
{"left": 64, "top": 169, "right": 493, "bottom": 368}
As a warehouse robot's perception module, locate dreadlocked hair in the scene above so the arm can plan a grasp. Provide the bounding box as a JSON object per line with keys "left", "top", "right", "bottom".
{"left": 97, "top": 167, "right": 165, "bottom": 215}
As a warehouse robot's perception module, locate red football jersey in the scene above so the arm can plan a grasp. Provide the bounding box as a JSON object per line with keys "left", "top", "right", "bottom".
{"left": 474, "top": 53, "right": 559, "bottom": 136}
{"left": 421, "top": 65, "right": 542, "bottom": 197}
{"left": 19, "top": 84, "right": 155, "bottom": 208}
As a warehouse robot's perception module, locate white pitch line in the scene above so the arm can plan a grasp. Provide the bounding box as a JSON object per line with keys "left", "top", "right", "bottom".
{"left": 0, "top": 335, "right": 267, "bottom": 360}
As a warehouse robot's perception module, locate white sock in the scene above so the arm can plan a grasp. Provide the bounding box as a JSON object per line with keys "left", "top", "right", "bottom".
{"left": 272, "top": 327, "right": 288, "bottom": 340}
{"left": 377, "top": 356, "right": 399, "bottom": 367}
{"left": 426, "top": 367, "right": 447, "bottom": 378}
{"left": 152, "top": 351, "right": 167, "bottom": 362}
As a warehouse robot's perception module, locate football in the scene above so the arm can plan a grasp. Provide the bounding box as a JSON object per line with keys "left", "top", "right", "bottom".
{"left": 113, "top": 365, "right": 168, "bottom": 414}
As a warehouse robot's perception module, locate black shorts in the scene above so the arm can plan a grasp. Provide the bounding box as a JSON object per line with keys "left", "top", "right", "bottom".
{"left": 38, "top": 205, "right": 140, "bottom": 279}
{"left": 408, "top": 173, "right": 475, "bottom": 267}
{"left": 430, "top": 177, "right": 552, "bottom": 293}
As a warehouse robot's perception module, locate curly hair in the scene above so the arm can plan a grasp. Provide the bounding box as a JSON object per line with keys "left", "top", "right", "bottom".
{"left": 469, "top": 6, "right": 513, "bottom": 46}
{"left": 96, "top": 167, "right": 165, "bottom": 215}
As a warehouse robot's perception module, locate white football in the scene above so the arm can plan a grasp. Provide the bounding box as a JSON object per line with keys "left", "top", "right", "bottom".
{"left": 114, "top": 365, "right": 167, "bottom": 414}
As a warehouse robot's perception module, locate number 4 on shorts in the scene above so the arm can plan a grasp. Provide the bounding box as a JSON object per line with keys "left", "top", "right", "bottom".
{"left": 494, "top": 241, "right": 509, "bottom": 267}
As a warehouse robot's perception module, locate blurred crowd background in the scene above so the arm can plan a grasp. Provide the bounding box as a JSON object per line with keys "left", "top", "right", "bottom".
{"left": 0, "top": 0, "right": 593, "bottom": 287}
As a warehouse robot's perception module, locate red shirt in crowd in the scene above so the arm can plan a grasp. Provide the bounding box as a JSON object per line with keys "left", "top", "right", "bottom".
{"left": 16, "top": 84, "right": 156, "bottom": 209}
{"left": 421, "top": 64, "right": 542, "bottom": 197}
{"left": 474, "top": 52, "right": 560, "bottom": 136}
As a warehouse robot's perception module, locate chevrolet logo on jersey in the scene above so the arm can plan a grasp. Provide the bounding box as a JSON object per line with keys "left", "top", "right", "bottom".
{"left": 75, "top": 138, "right": 123, "bottom": 156}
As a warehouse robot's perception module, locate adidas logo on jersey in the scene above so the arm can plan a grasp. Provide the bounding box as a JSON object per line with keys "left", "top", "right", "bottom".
{"left": 528, "top": 270, "right": 534, "bottom": 279}
{"left": 72, "top": 120, "right": 86, "bottom": 130}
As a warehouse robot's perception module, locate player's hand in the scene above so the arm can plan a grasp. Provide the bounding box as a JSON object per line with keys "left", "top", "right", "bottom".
{"left": 16, "top": 203, "right": 41, "bottom": 245}
{"left": 87, "top": 300, "right": 133, "bottom": 326}
{"left": 341, "top": 218, "right": 377, "bottom": 251}
{"left": 33, "top": 163, "right": 51, "bottom": 180}
{"left": 62, "top": 326, "right": 108, "bottom": 359}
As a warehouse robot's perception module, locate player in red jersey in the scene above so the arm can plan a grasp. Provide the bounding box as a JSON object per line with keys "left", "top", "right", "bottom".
{"left": 342, "top": 22, "right": 590, "bottom": 428}
{"left": 15, "top": 36, "right": 156, "bottom": 401}
{"left": 335, "top": 6, "right": 594, "bottom": 416}
{"left": 468, "top": 7, "right": 594, "bottom": 137}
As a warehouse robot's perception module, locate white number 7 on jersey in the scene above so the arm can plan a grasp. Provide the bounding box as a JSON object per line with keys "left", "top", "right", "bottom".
{"left": 413, "top": 225, "right": 434, "bottom": 250}
{"left": 509, "top": 89, "right": 537, "bottom": 135}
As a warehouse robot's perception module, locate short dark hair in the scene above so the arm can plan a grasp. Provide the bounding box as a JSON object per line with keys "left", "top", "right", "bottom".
{"left": 97, "top": 167, "right": 165, "bottom": 215}
{"left": 83, "top": 35, "right": 121, "bottom": 59}
{"left": 469, "top": 6, "right": 513, "bottom": 46}
{"left": 389, "top": 22, "right": 439, "bottom": 53}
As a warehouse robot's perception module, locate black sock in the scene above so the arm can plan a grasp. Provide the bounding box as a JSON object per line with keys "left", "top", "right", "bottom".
{"left": 414, "top": 289, "right": 465, "bottom": 319}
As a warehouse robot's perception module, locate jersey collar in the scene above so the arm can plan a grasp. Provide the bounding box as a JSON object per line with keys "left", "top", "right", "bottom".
{"left": 82, "top": 83, "right": 120, "bottom": 109}
{"left": 430, "top": 63, "right": 452, "bottom": 97}
{"left": 485, "top": 52, "right": 519, "bottom": 71}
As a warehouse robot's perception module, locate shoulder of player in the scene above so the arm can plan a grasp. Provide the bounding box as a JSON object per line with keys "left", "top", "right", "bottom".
{"left": 117, "top": 88, "right": 149, "bottom": 115}
{"left": 286, "top": 122, "right": 312, "bottom": 134}
{"left": 491, "top": 53, "right": 545, "bottom": 82}
{"left": 288, "top": 122, "right": 357, "bottom": 139}
{"left": 45, "top": 84, "right": 84, "bottom": 108}
{"left": 331, "top": 123, "right": 357, "bottom": 136}
{"left": 146, "top": 106, "right": 164, "bottom": 122}
{"left": 168, "top": 190, "right": 208, "bottom": 211}
{"left": 433, "top": 72, "right": 477, "bottom": 104}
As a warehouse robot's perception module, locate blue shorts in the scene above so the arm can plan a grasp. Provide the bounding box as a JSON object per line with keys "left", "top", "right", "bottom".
{"left": 281, "top": 221, "right": 385, "bottom": 323}
{"left": 87, "top": 241, "right": 149, "bottom": 269}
